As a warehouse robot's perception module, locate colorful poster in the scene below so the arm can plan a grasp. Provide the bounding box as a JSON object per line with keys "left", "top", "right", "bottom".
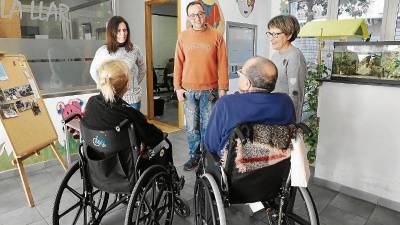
{"left": 187, "top": 0, "right": 225, "bottom": 34}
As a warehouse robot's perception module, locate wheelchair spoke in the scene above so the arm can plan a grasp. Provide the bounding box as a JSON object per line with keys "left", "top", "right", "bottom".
{"left": 72, "top": 205, "right": 83, "bottom": 225}
{"left": 83, "top": 205, "right": 88, "bottom": 225}
{"left": 152, "top": 181, "right": 157, "bottom": 208}
{"left": 153, "top": 188, "right": 164, "bottom": 209}
{"left": 59, "top": 201, "right": 81, "bottom": 218}
{"left": 66, "top": 185, "right": 84, "bottom": 200}
{"left": 155, "top": 204, "right": 168, "bottom": 220}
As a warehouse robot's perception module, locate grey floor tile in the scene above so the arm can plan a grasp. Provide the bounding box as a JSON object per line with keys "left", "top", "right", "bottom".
{"left": 28, "top": 219, "right": 49, "bottom": 225}
{"left": 320, "top": 205, "right": 367, "bottom": 225}
{"left": 35, "top": 196, "right": 56, "bottom": 219}
{"left": 225, "top": 204, "right": 264, "bottom": 224}
{"left": 0, "top": 206, "right": 43, "bottom": 225}
{"left": 0, "top": 187, "right": 28, "bottom": 214}
{"left": 0, "top": 177, "right": 19, "bottom": 194}
{"left": 101, "top": 207, "right": 126, "bottom": 225}
{"left": 366, "top": 205, "right": 400, "bottom": 225}
{"left": 308, "top": 182, "right": 338, "bottom": 213}
{"left": 330, "top": 193, "right": 376, "bottom": 219}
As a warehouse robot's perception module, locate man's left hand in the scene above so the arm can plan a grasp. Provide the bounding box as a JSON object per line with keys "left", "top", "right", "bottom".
{"left": 219, "top": 90, "right": 226, "bottom": 97}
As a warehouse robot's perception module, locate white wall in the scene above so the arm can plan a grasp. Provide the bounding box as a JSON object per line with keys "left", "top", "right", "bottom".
{"left": 316, "top": 82, "right": 400, "bottom": 211}
{"left": 117, "top": 0, "right": 147, "bottom": 114}
{"left": 180, "top": 0, "right": 281, "bottom": 92}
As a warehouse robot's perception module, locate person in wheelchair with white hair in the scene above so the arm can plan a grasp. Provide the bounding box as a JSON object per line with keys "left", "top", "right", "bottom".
{"left": 193, "top": 57, "right": 320, "bottom": 225}
{"left": 205, "top": 56, "right": 295, "bottom": 158}
{"left": 53, "top": 60, "right": 190, "bottom": 225}
{"left": 84, "top": 60, "right": 164, "bottom": 156}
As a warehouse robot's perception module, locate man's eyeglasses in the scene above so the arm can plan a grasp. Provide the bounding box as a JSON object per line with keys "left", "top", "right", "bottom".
{"left": 188, "top": 12, "right": 205, "bottom": 19}
{"left": 237, "top": 69, "right": 252, "bottom": 85}
{"left": 266, "top": 32, "right": 284, "bottom": 38}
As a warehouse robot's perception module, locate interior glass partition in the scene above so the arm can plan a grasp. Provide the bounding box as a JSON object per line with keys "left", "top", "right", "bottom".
{"left": 0, "top": 0, "right": 113, "bottom": 95}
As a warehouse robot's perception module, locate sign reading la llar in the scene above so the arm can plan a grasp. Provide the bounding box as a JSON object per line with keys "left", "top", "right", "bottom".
{"left": 0, "top": 0, "right": 70, "bottom": 22}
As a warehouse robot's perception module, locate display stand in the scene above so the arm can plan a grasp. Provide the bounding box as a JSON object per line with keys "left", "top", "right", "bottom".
{"left": 0, "top": 53, "right": 67, "bottom": 207}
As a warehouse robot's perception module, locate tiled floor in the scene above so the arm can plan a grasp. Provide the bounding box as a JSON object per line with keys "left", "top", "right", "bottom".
{"left": 1, "top": 130, "right": 400, "bottom": 225}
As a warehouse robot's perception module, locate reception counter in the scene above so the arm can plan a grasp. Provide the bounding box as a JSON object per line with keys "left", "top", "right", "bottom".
{"left": 315, "top": 79, "right": 400, "bottom": 212}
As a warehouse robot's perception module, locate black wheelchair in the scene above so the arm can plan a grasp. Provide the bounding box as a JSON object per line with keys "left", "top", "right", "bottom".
{"left": 194, "top": 123, "right": 319, "bottom": 225}
{"left": 52, "top": 116, "right": 190, "bottom": 225}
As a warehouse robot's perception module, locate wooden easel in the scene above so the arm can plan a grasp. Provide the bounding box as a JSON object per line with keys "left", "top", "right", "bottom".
{"left": 0, "top": 53, "right": 67, "bottom": 207}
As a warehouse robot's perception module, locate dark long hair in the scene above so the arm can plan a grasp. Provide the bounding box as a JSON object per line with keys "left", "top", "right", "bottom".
{"left": 106, "top": 16, "right": 133, "bottom": 53}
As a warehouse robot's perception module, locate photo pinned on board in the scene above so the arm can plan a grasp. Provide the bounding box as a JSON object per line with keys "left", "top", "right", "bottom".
{"left": 18, "top": 84, "right": 34, "bottom": 97}
{"left": 0, "top": 89, "right": 5, "bottom": 103}
{"left": 3, "top": 88, "right": 21, "bottom": 100}
{"left": 0, "top": 103, "right": 18, "bottom": 119}
{"left": 32, "top": 101, "right": 41, "bottom": 116}
{"left": 15, "top": 98, "right": 34, "bottom": 112}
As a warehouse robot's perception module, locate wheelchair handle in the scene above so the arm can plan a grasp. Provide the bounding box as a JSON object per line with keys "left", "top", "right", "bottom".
{"left": 115, "top": 119, "right": 130, "bottom": 132}
{"left": 62, "top": 113, "right": 82, "bottom": 124}
{"left": 296, "top": 123, "right": 312, "bottom": 136}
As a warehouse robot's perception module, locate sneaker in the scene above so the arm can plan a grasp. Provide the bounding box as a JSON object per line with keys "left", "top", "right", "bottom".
{"left": 183, "top": 158, "right": 199, "bottom": 171}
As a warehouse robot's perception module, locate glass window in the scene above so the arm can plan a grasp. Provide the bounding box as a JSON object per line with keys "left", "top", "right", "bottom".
{"left": 280, "top": 0, "right": 329, "bottom": 66}
{"left": 338, "top": 0, "right": 384, "bottom": 41}
{"left": 281, "top": 0, "right": 328, "bottom": 25}
{"left": 0, "top": 0, "right": 113, "bottom": 94}
{"left": 394, "top": 1, "right": 400, "bottom": 40}
{"left": 18, "top": 0, "right": 112, "bottom": 40}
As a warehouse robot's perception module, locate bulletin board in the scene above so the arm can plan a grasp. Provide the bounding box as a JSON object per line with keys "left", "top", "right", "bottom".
{"left": 0, "top": 54, "right": 57, "bottom": 156}
{"left": 0, "top": 53, "right": 67, "bottom": 207}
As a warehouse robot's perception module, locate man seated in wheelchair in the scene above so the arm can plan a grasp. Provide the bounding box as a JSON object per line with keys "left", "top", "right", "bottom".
{"left": 82, "top": 59, "right": 179, "bottom": 193}
{"left": 204, "top": 56, "right": 296, "bottom": 203}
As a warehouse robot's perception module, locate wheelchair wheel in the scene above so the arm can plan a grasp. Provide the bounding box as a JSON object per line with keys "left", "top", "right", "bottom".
{"left": 125, "top": 165, "right": 174, "bottom": 225}
{"left": 266, "top": 187, "right": 319, "bottom": 225}
{"left": 53, "top": 162, "right": 109, "bottom": 225}
{"left": 194, "top": 173, "right": 226, "bottom": 225}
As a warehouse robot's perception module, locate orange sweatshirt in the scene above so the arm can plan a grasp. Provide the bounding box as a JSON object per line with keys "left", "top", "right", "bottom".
{"left": 173, "top": 26, "right": 228, "bottom": 91}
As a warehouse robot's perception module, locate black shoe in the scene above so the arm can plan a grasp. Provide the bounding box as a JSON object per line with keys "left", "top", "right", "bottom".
{"left": 183, "top": 158, "right": 199, "bottom": 171}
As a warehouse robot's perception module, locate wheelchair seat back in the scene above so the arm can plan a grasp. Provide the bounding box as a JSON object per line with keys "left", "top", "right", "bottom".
{"left": 224, "top": 123, "right": 296, "bottom": 204}
{"left": 80, "top": 120, "right": 137, "bottom": 194}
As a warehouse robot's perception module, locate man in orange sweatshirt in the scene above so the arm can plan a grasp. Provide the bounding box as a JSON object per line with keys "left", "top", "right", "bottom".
{"left": 174, "top": 1, "right": 228, "bottom": 171}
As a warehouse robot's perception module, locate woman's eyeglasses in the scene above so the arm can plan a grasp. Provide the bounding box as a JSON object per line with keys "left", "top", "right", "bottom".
{"left": 266, "top": 32, "right": 284, "bottom": 38}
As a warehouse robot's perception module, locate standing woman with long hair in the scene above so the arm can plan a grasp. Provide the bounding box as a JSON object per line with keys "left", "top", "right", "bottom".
{"left": 90, "top": 16, "right": 146, "bottom": 110}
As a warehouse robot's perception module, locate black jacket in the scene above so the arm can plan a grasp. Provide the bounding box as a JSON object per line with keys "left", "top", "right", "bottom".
{"left": 82, "top": 94, "right": 163, "bottom": 148}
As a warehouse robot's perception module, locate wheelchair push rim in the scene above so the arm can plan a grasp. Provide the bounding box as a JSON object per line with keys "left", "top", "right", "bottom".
{"left": 194, "top": 173, "right": 226, "bottom": 225}
{"left": 53, "top": 161, "right": 109, "bottom": 225}
{"left": 125, "top": 165, "right": 174, "bottom": 225}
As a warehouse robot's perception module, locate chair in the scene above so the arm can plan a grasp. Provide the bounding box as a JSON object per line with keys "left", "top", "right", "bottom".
{"left": 194, "top": 123, "right": 319, "bottom": 225}
{"left": 52, "top": 116, "right": 190, "bottom": 225}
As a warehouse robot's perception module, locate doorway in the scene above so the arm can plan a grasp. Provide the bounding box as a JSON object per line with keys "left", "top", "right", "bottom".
{"left": 145, "top": 0, "right": 183, "bottom": 129}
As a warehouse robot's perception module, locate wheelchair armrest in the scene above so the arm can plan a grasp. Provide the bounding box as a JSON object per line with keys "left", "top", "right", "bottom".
{"left": 148, "top": 140, "right": 169, "bottom": 158}
{"left": 296, "top": 123, "right": 312, "bottom": 136}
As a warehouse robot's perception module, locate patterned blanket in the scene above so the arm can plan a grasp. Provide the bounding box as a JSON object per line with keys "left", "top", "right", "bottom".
{"left": 222, "top": 124, "right": 297, "bottom": 173}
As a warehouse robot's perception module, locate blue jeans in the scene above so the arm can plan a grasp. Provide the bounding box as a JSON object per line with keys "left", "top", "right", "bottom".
{"left": 131, "top": 101, "right": 141, "bottom": 110}
{"left": 184, "top": 89, "right": 218, "bottom": 160}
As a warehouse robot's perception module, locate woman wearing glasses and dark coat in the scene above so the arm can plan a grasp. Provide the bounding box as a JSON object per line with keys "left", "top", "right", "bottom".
{"left": 267, "top": 15, "right": 307, "bottom": 122}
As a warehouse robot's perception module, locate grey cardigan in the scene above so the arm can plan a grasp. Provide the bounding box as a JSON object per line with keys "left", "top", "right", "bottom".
{"left": 272, "top": 46, "right": 307, "bottom": 122}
